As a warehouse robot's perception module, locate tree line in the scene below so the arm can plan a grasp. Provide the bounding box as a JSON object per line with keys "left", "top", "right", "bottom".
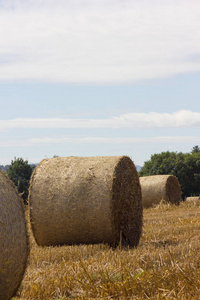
{"left": 1, "top": 147, "right": 200, "bottom": 204}
{"left": 0, "top": 165, "right": 9, "bottom": 172}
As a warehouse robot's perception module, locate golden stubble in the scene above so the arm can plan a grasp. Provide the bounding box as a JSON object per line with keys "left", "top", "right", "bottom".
{"left": 13, "top": 199, "right": 200, "bottom": 300}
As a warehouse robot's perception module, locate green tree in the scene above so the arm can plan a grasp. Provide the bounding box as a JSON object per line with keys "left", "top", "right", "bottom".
{"left": 191, "top": 145, "right": 200, "bottom": 153}
{"left": 6, "top": 157, "right": 35, "bottom": 204}
{"left": 139, "top": 151, "right": 177, "bottom": 176}
{"left": 139, "top": 149, "right": 200, "bottom": 199}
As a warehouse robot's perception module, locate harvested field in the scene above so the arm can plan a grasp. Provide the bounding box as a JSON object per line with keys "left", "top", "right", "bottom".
{"left": 13, "top": 200, "right": 200, "bottom": 300}
{"left": 0, "top": 171, "right": 29, "bottom": 300}
{"left": 29, "top": 156, "right": 142, "bottom": 248}
{"left": 140, "top": 175, "right": 182, "bottom": 208}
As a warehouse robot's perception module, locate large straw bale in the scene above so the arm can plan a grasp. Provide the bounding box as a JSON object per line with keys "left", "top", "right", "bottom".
{"left": 139, "top": 175, "right": 182, "bottom": 208}
{"left": 29, "top": 156, "right": 142, "bottom": 248}
{"left": 0, "top": 171, "right": 29, "bottom": 300}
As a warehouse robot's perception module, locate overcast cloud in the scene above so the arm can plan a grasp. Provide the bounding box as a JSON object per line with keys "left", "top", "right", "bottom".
{"left": 1, "top": 135, "right": 200, "bottom": 150}
{"left": 29, "top": 135, "right": 200, "bottom": 145}
{"left": 1, "top": 0, "right": 200, "bottom": 83}
{"left": 0, "top": 110, "right": 200, "bottom": 130}
{"left": 0, "top": 1, "right": 200, "bottom": 166}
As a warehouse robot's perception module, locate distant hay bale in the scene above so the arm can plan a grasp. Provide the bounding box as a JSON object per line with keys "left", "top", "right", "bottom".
{"left": 0, "top": 171, "right": 29, "bottom": 300}
{"left": 139, "top": 175, "right": 182, "bottom": 208}
{"left": 29, "top": 156, "right": 142, "bottom": 248}
{"left": 186, "top": 196, "right": 200, "bottom": 201}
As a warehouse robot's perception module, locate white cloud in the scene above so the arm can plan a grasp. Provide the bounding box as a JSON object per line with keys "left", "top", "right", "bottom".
{"left": 0, "top": 0, "right": 200, "bottom": 83}
{"left": 1, "top": 135, "right": 200, "bottom": 148}
{"left": 29, "top": 135, "right": 200, "bottom": 145}
{"left": 0, "top": 110, "right": 200, "bottom": 130}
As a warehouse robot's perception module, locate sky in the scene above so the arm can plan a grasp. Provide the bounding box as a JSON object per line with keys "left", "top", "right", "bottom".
{"left": 0, "top": 0, "right": 200, "bottom": 167}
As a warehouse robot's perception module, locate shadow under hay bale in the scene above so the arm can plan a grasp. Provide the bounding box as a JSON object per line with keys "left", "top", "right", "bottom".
{"left": 0, "top": 171, "right": 29, "bottom": 300}
{"left": 139, "top": 175, "right": 182, "bottom": 208}
{"left": 29, "top": 156, "right": 143, "bottom": 248}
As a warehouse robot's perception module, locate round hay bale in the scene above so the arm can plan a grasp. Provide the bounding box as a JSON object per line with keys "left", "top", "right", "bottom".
{"left": 29, "top": 156, "right": 142, "bottom": 248}
{"left": 0, "top": 171, "right": 29, "bottom": 300}
{"left": 139, "top": 175, "right": 182, "bottom": 208}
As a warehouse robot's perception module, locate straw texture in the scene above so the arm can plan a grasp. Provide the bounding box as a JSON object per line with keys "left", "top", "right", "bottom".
{"left": 29, "top": 156, "right": 142, "bottom": 248}
{"left": 140, "top": 175, "right": 182, "bottom": 208}
{"left": 0, "top": 171, "right": 29, "bottom": 300}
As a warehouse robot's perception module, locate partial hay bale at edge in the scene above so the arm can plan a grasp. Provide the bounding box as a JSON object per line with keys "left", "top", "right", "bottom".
{"left": 29, "top": 156, "right": 143, "bottom": 248}
{"left": 0, "top": 171, "right": 29, "bottom": 300}
{"left": 139, "top": 175, "right": 182, "bottom": 208}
